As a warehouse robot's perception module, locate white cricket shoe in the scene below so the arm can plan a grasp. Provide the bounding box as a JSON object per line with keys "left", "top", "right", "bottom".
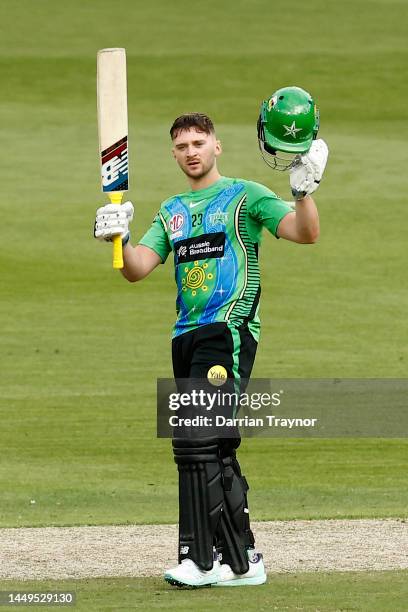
{"left": 214, "top": 550, "right": 267, "bottom": 587}
{"left": 164, "top": 557, "right": 220, "bottom": 588}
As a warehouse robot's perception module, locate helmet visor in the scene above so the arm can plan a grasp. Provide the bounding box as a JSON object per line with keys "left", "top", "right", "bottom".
{"left": 258, "top": 140, "right": 301, "bottom": 171}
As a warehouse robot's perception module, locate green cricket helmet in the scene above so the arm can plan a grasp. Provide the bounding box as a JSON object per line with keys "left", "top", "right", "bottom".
{"left": 257, "top": 86, "right": 320, "bottom": 170}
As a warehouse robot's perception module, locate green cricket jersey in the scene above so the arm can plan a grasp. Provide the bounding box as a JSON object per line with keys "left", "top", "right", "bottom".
{"left": 139, "top": 177, "right": 292, "bottom": 339}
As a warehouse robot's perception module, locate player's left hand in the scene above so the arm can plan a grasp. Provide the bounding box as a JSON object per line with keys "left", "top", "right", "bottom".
{"left": 94, "top": 201, "right": 134, "bottom": 242}
{"left": 289, "top": 139, "right": 329, "bottom": 200}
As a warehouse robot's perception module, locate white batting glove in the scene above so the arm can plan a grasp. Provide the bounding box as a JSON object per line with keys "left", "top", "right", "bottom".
{"left": 94, "top": 201, "right": 134, "bottom": 242}
{"left": 289, "top": 139, "right": 329, "bottom": 200}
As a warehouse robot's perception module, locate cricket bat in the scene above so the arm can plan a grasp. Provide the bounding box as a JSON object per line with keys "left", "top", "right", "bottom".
{"left": 97, "top": 48, "right": 129, "bottom": 269}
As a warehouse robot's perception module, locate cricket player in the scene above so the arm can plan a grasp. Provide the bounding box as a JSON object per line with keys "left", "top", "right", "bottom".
{"left": 94, "top": 86, "right": 328, "bottom": 588}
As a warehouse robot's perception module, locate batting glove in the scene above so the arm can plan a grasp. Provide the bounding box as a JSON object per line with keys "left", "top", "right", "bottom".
{"left": 94, "top": 201, "right": 134, "bottom": 242}
{"left": 289, "top": 139, "right": 329, "bottom": 200}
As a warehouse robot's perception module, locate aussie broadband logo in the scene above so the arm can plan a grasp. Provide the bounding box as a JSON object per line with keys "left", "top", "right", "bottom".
{"left": 175, "top": 232, "right": 225, "bottom": 263}
{"left": 177, "top": 245, "right": 188, "bottom": 258}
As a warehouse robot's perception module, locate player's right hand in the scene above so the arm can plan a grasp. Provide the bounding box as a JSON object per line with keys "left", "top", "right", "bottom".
{"left": 94, "top": 201, "right": 134, "bottom": 242}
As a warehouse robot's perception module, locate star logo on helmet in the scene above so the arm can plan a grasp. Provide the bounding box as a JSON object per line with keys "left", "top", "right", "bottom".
{"left": 283, "top": 121, "right": 302, "bottom": 139}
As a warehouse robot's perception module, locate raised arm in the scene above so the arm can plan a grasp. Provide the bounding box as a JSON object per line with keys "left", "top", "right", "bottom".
{"left": 276, "top": 196, "right": 319, "bottom": 243}
{"left": 277, "top": 139, "right": 328, "bottom": 243}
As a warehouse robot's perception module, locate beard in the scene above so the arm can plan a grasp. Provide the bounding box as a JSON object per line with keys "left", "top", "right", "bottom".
{"left": 180, "top": 157, "right": 215, "bottom": 180}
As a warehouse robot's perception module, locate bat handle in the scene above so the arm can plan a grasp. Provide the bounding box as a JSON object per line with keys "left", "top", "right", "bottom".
{"left": 109, "top": 192, "right": 124, "bottom": 269}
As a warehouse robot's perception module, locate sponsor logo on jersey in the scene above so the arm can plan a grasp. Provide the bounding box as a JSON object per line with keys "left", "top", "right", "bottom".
{"left": 176, "top": 245, "right": 188, "bottom": 258}
{"left": 175, "top": 232, "right": 225, "bottom": 264}
{"left": 180, "top": 545, "right": 189, "bottom": 555}
{"left": 189, "top": 199, "right": 206, "bottom": 208}
{"left": 169, "top": 213, "right": 184, "bottom": 232}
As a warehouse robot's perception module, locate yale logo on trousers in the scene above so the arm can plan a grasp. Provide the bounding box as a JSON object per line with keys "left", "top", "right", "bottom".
{"left": 207, "top": 365, "right": 227, "bottom": 386}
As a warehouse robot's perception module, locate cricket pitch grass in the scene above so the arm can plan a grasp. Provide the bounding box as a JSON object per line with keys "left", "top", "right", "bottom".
{"left": 1, "top": 519, "right": 407, "bottom": 611}
{"left": 1, "top": 519, "right": 407, "bottom": 580}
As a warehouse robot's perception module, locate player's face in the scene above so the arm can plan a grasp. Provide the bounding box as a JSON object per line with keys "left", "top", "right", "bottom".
{"left": 172, "top": 128, "right": 221, "bottom": 179}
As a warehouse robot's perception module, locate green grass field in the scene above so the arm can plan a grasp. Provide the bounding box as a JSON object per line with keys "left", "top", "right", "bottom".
{"left": 1, "top": 571, "right": 407, "bottom": 611}
{"left": 1, "top": 0, "right": 407, "bottom": 608}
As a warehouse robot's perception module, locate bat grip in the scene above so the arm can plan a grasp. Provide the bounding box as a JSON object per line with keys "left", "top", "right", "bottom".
{"left": 109, "top": 192, "right": 124, "bottom": 269}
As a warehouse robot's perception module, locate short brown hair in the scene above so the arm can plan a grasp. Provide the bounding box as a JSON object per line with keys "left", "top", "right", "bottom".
{"left": 170, "top": 113, "right": 215, "bottom": 139}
